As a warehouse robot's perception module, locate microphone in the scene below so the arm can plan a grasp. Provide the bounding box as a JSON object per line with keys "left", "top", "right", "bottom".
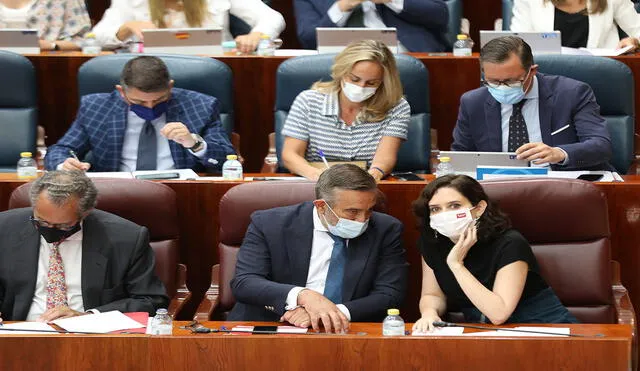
{"left": 432, "top": 321, "right": 601, "bottom": 338}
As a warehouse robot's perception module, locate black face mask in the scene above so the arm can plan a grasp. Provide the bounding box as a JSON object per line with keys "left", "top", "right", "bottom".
{"left": 37, "top": 224, "right": 81, "bottom": 244}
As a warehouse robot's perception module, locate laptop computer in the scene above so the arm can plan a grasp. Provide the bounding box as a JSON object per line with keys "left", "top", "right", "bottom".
{"left": 479, "top": 31, "right": 561, "bottom": 55}
{"left": 0, "top": 29, "right": 39, "bottom": 54}
{"left": 316, "top": 27, "right": 398, "bottom": 54}
{"left": 142, "top": 28, "right": 222, "bottom": 55}
{"left": 438, "top": 151, "right": 529, "bottom": 174}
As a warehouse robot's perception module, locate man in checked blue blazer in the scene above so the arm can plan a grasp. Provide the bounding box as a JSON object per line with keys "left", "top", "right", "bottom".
{"left": 45, "top": 56, "right": 235, "bottom": 173}
{"left": 294, "top": 0, "right": 449, "bottom": 52}
{"left": 452, "top": 36, "right": 614, "bottom": 171}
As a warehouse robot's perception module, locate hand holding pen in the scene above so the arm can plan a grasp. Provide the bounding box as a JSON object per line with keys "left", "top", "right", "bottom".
{"left": 60, "top": 150, "right": 91, "bottom": 171}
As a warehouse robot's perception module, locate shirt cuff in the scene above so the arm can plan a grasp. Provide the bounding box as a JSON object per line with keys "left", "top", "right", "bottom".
{"left": 556, "top": 147, "right": 569, "bottom": 165}
{"left": 328, "top": 2, "right": 351, "bottom": 27}
{"left": 86, "top": 309, "right": 100, "bottom": 314}
{"left": 188, "top": 141, "right": 208, "bottom": 158}
{"left": 336, "top": 304, "right": 351, "bottom": 321}
{"left": 385, "top": 0, "right": 404, "bottom": 13}
{"left": 56, "top": 162, "right": 65, "bottom": 170}
{"left": 286, "top": 286, "right": 306, "bottom": 309}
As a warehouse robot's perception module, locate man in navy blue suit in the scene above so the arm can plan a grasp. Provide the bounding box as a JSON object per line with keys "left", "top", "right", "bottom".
{"left": 294, "top": 0, "right": 449, "bottom": 52}
{"left": 229, "top": 164, "right": 408, "bottom": 333}
{"left": 45, "top": 56, "right": 235, "bottom": 173}
{"left": 452, "top": 36, "right": 614, "bottom": 171}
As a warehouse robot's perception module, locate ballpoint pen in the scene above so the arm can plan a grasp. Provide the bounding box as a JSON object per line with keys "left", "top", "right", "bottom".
{"left": 69, "top": 150, "right": 80, "bottom": 162}
{"left": 318, "top": 150, "right": 330, "bottom": 169}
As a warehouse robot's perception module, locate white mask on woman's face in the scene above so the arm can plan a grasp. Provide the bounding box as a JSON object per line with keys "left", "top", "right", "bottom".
{"left": 342, "top": 81, "right": 377, "bottom": 103}
{"left": 429, "top": 207, "right": 477, "bottom": 240}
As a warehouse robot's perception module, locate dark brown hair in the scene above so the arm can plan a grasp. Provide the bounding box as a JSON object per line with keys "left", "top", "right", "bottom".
{"left": 480, "top": 36, "right": 534, "bottom": 71}
{"left": 120, "top": 56, "right": 171, "bottom": 93}
{"left": 546, "top": 0, "right": 607, "bottom": 14}
{"left": 315, "top": 164, "right": 377, "bottom": 205}
{"left": 412, "top": 175, "right": 511, "bottom": 242}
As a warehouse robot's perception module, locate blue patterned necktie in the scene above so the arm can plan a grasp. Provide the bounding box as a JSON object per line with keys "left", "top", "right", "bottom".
{"left": 323, "top": 234, "right": 347, "bottom": 304}
{"left": 136, "top": 120, "right": 157, "bottom": 170}
{"left": 507, "top": 100, "right": 529, "bottom": 152}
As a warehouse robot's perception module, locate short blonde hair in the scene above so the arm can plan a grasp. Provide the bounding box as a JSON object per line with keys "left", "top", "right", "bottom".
{"left": 149, "top": 0, "right": 207, "bottom": 28}
{"left": 312, "top": 40, "right": 404, "bottom": 122}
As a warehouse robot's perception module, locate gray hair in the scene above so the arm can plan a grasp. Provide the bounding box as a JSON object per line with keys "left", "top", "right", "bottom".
{"left": 315, "top": 164, "right": 377, "bottom": 205}
{"left": 120, "top": 56, "right": 171, "bottom": 93}
{"left": 480, "top": 36, "right": 534, "bottom": 71}
{"left": 29, "top": 171, "right": 98, "bottom": 216}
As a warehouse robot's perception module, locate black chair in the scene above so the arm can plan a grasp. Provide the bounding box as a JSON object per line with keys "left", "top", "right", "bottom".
{"left": 272, "top": 53, "right": 431, "bottom": 173}
{"left": 444, "top": 0, "right": 463, "bottom": 49}
{"left": 0, "top": 51, "right": 37, "bottom": 172}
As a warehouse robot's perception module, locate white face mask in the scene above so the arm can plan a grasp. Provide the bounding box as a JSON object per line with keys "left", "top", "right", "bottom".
{"left": 321, "top": 201, "right": 369, "bottom": 239}
{"left": 342, "top": 81, "right": 377, "bottom": 103}
{"left": 429, "top": 207, "right": 476, "bottom": 240}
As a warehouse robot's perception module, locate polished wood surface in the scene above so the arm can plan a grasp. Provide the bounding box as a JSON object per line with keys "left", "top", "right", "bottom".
{"left": 2, "top": 174, "right": 640, "bottom": 323}
{"left": 25, "top": 53, "right": 640, "bottom": 172}
{"left": 0, "top": 322, "right": 629, "bottom": 370}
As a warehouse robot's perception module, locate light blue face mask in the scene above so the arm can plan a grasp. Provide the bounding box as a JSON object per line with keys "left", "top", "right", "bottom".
{"left": 321, "top": 201, "right": 369, "bottom": 240}
{"left": 487, "top": 85, "right": 526, "bottom": 105}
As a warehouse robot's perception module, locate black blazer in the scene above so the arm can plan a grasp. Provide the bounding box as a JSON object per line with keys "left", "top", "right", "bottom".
{"left": 0, "top": 208, "right": 169, "bottom": 320}
{"left": 229, "top": 202, "right": 408, "bottom": 322}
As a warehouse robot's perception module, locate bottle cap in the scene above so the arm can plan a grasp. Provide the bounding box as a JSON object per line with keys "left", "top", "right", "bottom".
{"left": 387, "top": 308, "right": 400, "bottom": 316}
{"left": 457, "top": 34, "right": 468, "bottom": 40}
{"left": 85, "top": 32, "right": 96, "bottom": 38}
{"left": 260, "top": 34, "right": 270, "bottom": 39}
{"left": 20, "top": 152, "right": 32, "bottom": 158}
{"left": 227, "top": 155, "right": 238, "bottom": 160}
{"left": 156, "top": 308, "right": 168, "bottom": 314}
{"left": 439, "top": 156, "right": 450, "bottom": 162}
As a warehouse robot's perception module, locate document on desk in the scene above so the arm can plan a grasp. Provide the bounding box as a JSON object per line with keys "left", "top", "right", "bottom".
{"left": 53, "top": 310, "right": 145, "bottom": 333}
{"left": 562, "top": 45, "right": 633, "bottom": 56}
{"left": 547, "top": 170, "right": 622, "bottom": 182}
{"left": 86, "top": 169, "right": 200, "bottom": 180}
{"left": 412, "top": 327, "right": 465, "bottom": 336}
{"left": 463, "top": 327, "right": 570, "bottom": 337}
{"left": 0, "top": 322, "right": 59, "bottom": 335}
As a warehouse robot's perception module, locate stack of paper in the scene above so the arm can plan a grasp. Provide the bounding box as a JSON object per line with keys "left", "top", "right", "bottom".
{"left": 0, "top": 322, "right": 59, "bottom": 335}
{"left": 412, "top": 326, "right": 465, "bottom": 336}
{"left": 53, "top": 311, "right": 145, "bottom": 333}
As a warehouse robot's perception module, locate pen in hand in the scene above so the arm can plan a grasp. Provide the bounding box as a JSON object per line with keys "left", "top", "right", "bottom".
{"left": 69, "top": 150, "right": 80, "bottom": 162}
{"left": 318, "top": 150, "right": 330, "bottom": 169}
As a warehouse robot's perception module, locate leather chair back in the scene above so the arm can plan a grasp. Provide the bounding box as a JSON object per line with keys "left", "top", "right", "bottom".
{"left": 0, "top": 51, "right": 37, "bottom": 172}
{"left": 535, "top": 55, "right": 635, "bottom": 174}
{"left": 8, "top": 178, "right": 181, "bottom": 297}
{"left": 77, "top": 54, "right": 234, "bottom": 138}
{"left": 444, "top": 0, "right": 463, "bottom": 49}
{"left": 481, "top": 178, "right": 614, "bottom": 323}
{"left": 274, "top": 53, "right": 430, "bottom": 173}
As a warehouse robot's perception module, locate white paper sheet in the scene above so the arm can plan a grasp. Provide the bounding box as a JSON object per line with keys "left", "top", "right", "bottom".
{"left": 53, "top": 311, "right": 145, "bottom": 333}
{"left": 463, "top": 327, "right": 570, "bottom": 337}
{"left": 0, "top": 322, "right": 59, "bottom": 335}
{"left": 411, "top": 326, "right": 465, "bottom": 336}
{"left": 86, "top": 169, "right": 200, "bottom": 180}
{"left": 562, "top": 45, "right": 633, "bottom": 56}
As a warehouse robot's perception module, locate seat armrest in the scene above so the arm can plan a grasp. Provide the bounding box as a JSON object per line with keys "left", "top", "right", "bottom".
{"left": 167, "top": 263, "right": 191, "bottom": 318}
{"left": 193, "top": 264, "right": 220, "bottom": 321}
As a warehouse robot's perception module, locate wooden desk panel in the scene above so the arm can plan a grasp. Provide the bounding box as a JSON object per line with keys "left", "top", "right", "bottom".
{"left": 25, "top": 53, "right": 640, "bottom": 173}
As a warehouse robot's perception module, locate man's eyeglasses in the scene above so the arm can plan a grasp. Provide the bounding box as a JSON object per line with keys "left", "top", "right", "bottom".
{"left": 481, "top": 68, "right": 532, "bottom": 89}
{"left": 30, "top": 216, "right": 77, "bottom": 231}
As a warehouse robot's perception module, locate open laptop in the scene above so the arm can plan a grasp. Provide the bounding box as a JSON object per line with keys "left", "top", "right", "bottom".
{"left": 479, "top": 31, "right": 561, "bottom": 55}
{"left": 316, "top": 27, "right": 398, "bottom": 54}
{"left": 142, "top": 28, "right": 222, "bottom": 55}
{"left": 0, "top": 29, "right": 39, "bottom": 54}
{"left": 439, "top": 151, "right": 529, "bottom": 175}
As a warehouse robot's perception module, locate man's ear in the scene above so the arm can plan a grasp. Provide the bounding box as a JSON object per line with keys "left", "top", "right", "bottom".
{"left": 312, "top": 199, "right": 326, "bottom": 209}
{"left": 115, "top": 85, "right": 126, "bottom": 100}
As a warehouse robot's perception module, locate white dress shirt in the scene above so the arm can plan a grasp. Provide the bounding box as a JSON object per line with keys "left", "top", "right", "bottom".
{"left": 285, "top": 207, "right": 351, "bottom": 320}
{"left": 0, "top": 0, "right": 35, "bottom": 29}
{"left": 26, "top": 228, "right": 85, "bottom": 321}
{"left": 500, "top": 76, "right": 568, "bottom": 164}
{"left": 327, "top": 0, "right": 408, "bottom": 53}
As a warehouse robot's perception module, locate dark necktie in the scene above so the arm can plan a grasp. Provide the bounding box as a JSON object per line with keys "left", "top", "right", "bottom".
{"left": 507, "top": 100, "right": 529, "bottom": 152}
{"left": 136, "top": 120, "right": 157, "bottom": 170}
{"left": 323, "top": 234, "right": 347, "bottom": 304}
{"left": 345, "top": 4, "right": 365, "bottom": 27}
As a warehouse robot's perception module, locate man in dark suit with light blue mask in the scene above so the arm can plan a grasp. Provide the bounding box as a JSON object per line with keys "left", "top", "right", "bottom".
{"left": 229, "top": 164, "right": 408, "bottom": 333}
{"left": 452, "top": 36, "right": 614, "bottom": 171}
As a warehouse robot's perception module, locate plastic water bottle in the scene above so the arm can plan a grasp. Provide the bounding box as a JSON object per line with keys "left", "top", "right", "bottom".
{"left": 17, "top": 152, "right": 37, "bottom": 179}
{"left": 222, "top": 154, "right": 243, "bottom": 180}
{"left": 81, "top": 32, "right": 102, "bottom": 55}
{"left": 256, "top": 35, "right": 276, "bottom": 56}
{"left": 452, "top": 34, "right": 472, "bottom": 57}
{"left": 382, "top": 308, "right": 405, "bottom": 336}
{"left": 435, "top": 156, "right": 455, "bottom": 177}
{"left": 150, "top": 308, "right": 173, "bottom": 335}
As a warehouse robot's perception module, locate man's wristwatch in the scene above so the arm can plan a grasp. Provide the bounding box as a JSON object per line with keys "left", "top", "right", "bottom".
{"left": 188, "top": 134, "right": 205, "bottom": 152}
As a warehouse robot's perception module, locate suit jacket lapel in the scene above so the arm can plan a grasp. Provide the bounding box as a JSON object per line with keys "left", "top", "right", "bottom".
{"left": 166, "top": 95, "right": 186, "bottom": 168}
{"left": 80, "top": 213, "right": 109, "bottom": 310}
{"left": 12, "top": 221, "right": 40, "bottom": 320}
{"left": 285, "top": 203, "right": 314, "bottom": 287}
{"left": 484, "top": 95, "right": 503, "bottom": 151}
{"left": 342, "top": 227, "right": 374, "bottom": 302}
{"left": 536, "top": 74, "right": 554, "bottom": 145}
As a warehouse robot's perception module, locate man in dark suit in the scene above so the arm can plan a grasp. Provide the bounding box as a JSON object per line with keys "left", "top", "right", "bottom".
{"left": 229, "top": 164, "right": 408, "bottom": 333}
{"left": 0, "top": 171, "right": 168, "bottom": 322}
{"left": 452, "top": 36, "right": 614, "bottom": 171}
{"left": 294, "top": 0, "right": 449, "bottom": 52}
{"left": 45, "top": 56, "right": 234, "bottom": 173}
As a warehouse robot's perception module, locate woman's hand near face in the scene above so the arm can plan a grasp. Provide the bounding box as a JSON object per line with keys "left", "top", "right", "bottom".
{"left": 446, "top": 224, "right": 477, "bottom": 269}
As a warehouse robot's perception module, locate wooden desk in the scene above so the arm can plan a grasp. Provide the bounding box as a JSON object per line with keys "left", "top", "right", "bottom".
{"left": 0, "top": 322, "right": 631, "bottom": 370}
{"left": 25, "top": 53, "right": 640, "bottom": 172}
{"left": 2, "top": 174, "right": 640, "bottom": 324}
